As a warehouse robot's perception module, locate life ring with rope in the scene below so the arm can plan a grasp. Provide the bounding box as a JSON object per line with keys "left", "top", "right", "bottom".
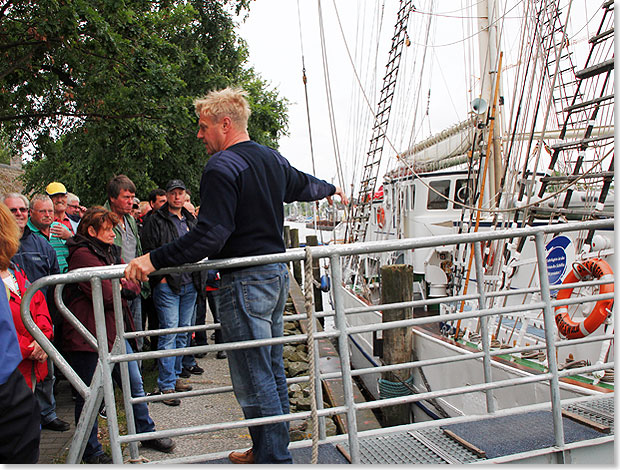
{"left": 376, "top": 207, "right": 386, "bottom": 228}
{"left": 554, "top": 258, "right": 614, "bottom": 339}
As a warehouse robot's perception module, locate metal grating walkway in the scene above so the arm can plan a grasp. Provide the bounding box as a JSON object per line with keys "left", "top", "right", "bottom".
{"left": 339, "top": 396, "right": 614, "bottom": 464}
{"left": 565, "top": 396, "right": 615, "bottom": 434}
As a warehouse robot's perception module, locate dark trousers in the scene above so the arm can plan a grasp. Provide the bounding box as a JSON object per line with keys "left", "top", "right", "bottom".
{"left": 194, "top": 293, "right": 223, "bottom": 345}
{"left": 194, "top": 295, "right": 207, "bottom": 346}
{"left": 0, "top": 369, "right": 41, "bottom": 463}
{"left": 143, "top": 294, "right": 159, "bottom": 350}
{"left": 207, "top": 292, "right": 223, "bottom": 344}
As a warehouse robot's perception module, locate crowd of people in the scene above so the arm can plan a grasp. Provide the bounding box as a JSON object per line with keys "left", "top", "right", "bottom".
{"left": 0, "top": 176, "right": 223, "bottom": 463}
{"left": 0, "top": 86, "right": 347, "bottom": 464}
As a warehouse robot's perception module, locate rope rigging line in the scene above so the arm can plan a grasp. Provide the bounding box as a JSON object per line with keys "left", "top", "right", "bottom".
{"left": 297, "top": 0, "right": 324, "bottom": 244}
{"left": 317, "top": 0, "right": 346, "bottom": 191}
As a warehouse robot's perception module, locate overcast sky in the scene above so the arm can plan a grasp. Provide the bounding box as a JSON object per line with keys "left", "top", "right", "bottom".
{"left": 236, "top": 1, "right": 597, "bottom": 191}
{"left": 237, "top": 1, "right": 400, "bottom": 187}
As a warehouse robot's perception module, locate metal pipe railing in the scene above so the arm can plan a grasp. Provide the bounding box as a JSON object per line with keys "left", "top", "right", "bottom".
{"left": 19, "top": 218, "right": 613, "bottom": 463}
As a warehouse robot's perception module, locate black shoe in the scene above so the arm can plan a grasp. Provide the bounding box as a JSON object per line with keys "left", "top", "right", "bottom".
{"left": 99, "top": 405, "right": 107, "bottom": 420}
{"left": 82, "top": 452, "right": 113, "bottom": 464}
{"left": 179, "top": 368, "right": 191, "bottom": 378}
{"left": 183, "top": 364, "right": 204, "bottom": 375}
{"left": 194, "top": 351, "right": 207, "bottom": 358}
{"left": 141, "top": 437, "right": 176, "bottom": 453}
{"left": 216, "top": 350, "right": 227, "bottom": 359}
{"left": 42, "top": 417, "right": 70, "bottom": 432}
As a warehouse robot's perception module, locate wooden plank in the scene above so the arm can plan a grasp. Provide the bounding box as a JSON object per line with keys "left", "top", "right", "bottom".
{"left": 335, "top": 444, "right": 352, "bottom": 463}
{"left": 443, "top": 429, "right": 487, "bottom": 458}
{"left": 562, "top": 410, "right": 611, "bottom": 434}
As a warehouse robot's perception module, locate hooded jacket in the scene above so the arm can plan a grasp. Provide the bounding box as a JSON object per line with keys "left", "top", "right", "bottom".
{"left": 63, "top": 234, "right": 140, "bottom": 353}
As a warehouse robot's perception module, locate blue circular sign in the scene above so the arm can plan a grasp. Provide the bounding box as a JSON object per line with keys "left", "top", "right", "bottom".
{"left": 546, "top": 236, "right": 570, "bottom": 285}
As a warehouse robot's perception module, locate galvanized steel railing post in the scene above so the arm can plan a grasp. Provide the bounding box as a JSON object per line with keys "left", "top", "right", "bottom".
{"left": 473, "top": 241, "right": 495, "bottom": 413}
{"left": 66, "top": 363, "right": 104, "bottom": 463}
{"left": 111, "top": 279, "right": 139, "bottom": 461}
{"left": 534, "top": 232, "right": 565, "bottom": 450}
{"left": 330, "top": 254, "right": 360, "bottom": 464}
{"left": 91, "top": 277, "right": 124, "bottom": 463}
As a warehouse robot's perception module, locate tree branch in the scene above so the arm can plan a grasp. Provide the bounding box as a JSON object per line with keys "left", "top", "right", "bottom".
{"left": 39, "top": 65, "right": 79, "bottom": 87}
{"left": 0, "top": 48, "right": 36, "bottom": 80}
{"left": 0, "top": 111, "right": 162, "bottom": 122}
{"left": 0, "top": 0, "right": 14, "bottom": 21}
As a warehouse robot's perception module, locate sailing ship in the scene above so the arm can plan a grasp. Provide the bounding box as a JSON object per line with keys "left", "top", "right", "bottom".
{"left": 313, "top": 0, "right": 614, "bottom": 421}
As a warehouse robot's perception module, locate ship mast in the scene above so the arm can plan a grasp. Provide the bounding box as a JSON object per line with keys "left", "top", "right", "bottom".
{"left": 476, "top": 0, "right": 503, "bottom": 208}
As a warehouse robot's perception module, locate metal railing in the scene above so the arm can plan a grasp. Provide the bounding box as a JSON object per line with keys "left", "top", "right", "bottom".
{"left": 21, "top": 219, "right": 614, "bottom": 464}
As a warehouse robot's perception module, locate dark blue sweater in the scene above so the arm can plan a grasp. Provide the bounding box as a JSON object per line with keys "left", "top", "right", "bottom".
{"left": 150, "top": 140, "right": 335, "bottom": 269}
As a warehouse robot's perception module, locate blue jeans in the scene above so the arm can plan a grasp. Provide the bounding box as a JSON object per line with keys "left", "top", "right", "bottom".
{"left": 213, "top": 263, "right": 292, "bottom": 464}
{"left": 68, "top": 341, "right": 155, "bottom": 459}
{"left": 153, "top": 282, "right": 197, "bottom": 391}
{"left": 35, "top": 359, "right": 58, "bottom": 424}
{"left": 128, "top": 297, "right": 143, "bottom": 352}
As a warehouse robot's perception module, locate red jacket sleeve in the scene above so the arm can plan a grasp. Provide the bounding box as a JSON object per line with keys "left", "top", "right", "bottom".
{"left": 31, "top": 290, "right": 53, "bottom": 341}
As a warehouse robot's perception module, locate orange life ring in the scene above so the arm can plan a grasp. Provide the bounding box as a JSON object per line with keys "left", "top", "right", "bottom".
{"left": 554, "top": 258, "right": 614, "bottom": 339}
{"left": 377, "top": 207, "right": 386, "bottom": 228}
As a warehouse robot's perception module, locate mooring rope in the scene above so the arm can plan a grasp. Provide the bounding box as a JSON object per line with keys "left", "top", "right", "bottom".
{"left": 304, "top": 247, "right": 320, "bottom": 464}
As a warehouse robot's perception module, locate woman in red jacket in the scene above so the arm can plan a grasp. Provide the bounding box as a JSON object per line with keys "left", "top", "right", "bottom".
{"left": 0, "top": 204, "right": 53, "bottom": 390}
{"left": 0, "top": 202, "right": 48, "bottom": 463}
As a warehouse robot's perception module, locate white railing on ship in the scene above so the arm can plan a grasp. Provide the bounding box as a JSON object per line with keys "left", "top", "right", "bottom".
{"left": 21, "top": 219, "right": 614, "bottom": 464}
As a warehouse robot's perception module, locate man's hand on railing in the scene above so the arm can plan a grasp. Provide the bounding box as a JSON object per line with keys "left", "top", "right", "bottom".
{"left": 124, "top": 253, "right": 155, "bottom": 283}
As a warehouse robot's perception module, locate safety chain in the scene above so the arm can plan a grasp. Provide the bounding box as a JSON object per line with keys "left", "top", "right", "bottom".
{"left": 304, "top": 247, "right": 320, "bottom": 464}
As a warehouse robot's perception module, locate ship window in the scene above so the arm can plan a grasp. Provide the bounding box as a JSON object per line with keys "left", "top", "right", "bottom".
{"left": 427, "top": 180, "right": 450, "bottom": 210}
{"left": 454, "top": 179, "right": 469, "bottom": 207}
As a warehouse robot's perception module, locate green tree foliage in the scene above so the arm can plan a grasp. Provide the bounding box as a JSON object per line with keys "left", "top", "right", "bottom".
{"left": 1, "top": 0, "right": 288, "bottom": 205}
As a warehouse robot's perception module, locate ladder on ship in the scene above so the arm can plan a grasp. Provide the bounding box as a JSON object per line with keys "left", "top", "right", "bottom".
{"left": 530, "top": 0, "right": 614, "bottom": 246}
{"left": 348, "top": 0, "right": 414, "bottom": 244}
{"left": 498, "top": 0, "right": 614, "bottom": 273}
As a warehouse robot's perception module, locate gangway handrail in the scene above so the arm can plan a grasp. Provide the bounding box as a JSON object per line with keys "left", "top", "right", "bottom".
{"left": 19, "top": 218, "right": 614, "bottom": 464}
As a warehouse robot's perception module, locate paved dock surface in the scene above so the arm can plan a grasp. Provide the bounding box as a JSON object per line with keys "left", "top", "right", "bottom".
{"left": 39, "top": 350, "right": 251, "bottom": 464}
{"left": 38, "top": 274, "right": 371, "bottom": 464}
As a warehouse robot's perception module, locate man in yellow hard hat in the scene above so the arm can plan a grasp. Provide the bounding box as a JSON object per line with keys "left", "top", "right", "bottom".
{"left": 45, "top": 182, "right": 75, "bottom": 241}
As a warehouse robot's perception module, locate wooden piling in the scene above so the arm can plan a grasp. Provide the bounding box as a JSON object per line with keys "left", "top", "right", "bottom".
{"left": 284, "top": 225, "right": 291, "bottom": 248}
{"left": 290, "top": 228, "right": 302, "bottom": 285}
{"left": 306, "top": 235, "right": 323, "bottom": 316}
{"left": 380, "top": 264, "right": 414, "bottom": 426}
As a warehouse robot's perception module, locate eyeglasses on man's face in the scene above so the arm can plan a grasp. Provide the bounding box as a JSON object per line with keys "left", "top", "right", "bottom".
{"left": 10, "top": 207, "right": 29, "bottom": 214}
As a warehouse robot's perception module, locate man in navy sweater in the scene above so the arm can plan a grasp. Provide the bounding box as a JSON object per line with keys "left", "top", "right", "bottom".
{"left": 125, "top": 87, "right": 347, "bottom": 464}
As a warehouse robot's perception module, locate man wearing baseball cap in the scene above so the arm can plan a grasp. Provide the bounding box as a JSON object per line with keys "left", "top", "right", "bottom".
{"left": 140, "top": 179, "right": 206, "bottom": 405}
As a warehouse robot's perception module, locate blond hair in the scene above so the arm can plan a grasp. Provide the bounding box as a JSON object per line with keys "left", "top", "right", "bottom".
{"left": 0, "top": 203, "right": 21, "bottom": 270}
{"left": 194, "top": 87, "right": 251, "bottom": 130}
